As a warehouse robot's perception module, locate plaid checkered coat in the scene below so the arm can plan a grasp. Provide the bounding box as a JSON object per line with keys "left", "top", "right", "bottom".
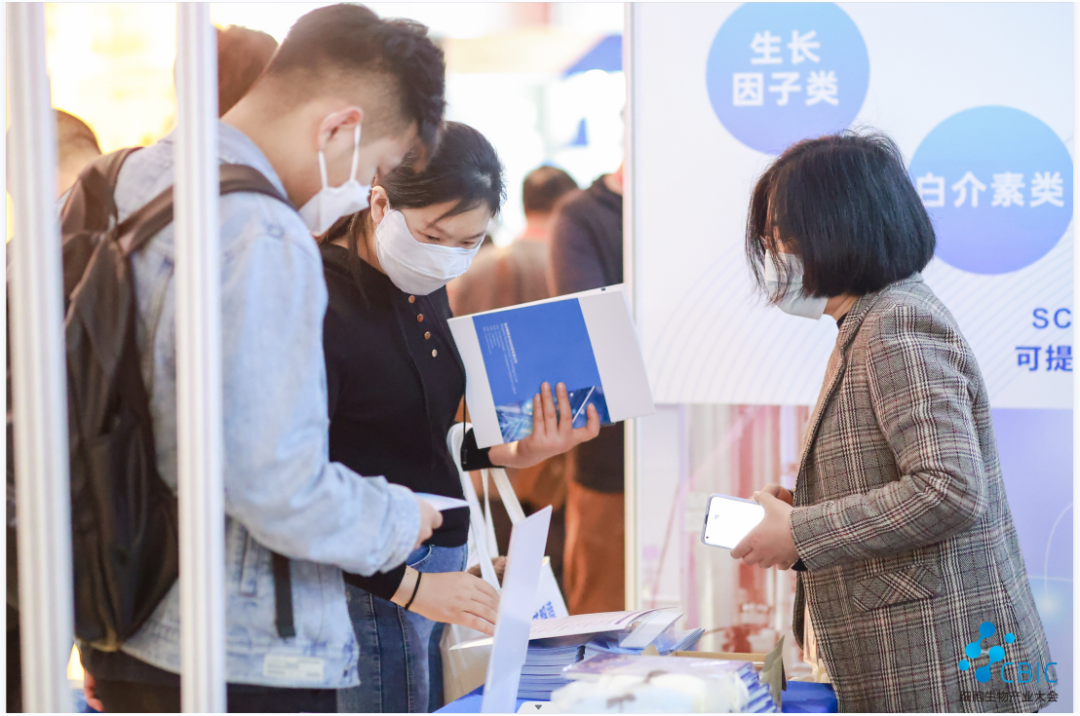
{"left": 790, "top": 276, "right": 1054, "bottom": 713}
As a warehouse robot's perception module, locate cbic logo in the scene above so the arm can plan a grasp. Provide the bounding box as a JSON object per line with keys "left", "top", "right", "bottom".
{"left": 958, "top": 621, "right": 1014, "bottom": 683}
{"left": 958, "top": 621, "right": 1057, "bottom": 685}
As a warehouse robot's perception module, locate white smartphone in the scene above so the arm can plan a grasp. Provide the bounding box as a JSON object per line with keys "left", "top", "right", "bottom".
{"left": 700, "top": 494, "right": 765, "bottom": 550}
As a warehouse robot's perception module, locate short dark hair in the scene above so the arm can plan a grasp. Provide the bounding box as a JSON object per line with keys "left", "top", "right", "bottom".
{"left": 522, "top": 165, "right": 578, "bottom": 215}
{"left": 217, "top": 25, "right": 278, "bottom": 117}
{"left": 264, "top": 4, "right": 445, "bottom": 156}
{"left": 56, "top": 110, "right": 101, "bottom": 161}
{"left": 746, "top": 130, "right": 936, "bottom": 301}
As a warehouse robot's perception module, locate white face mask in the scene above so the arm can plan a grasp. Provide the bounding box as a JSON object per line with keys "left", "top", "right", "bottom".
{"left": 375, "top": 208, "right": 483, "bottom": 295}
{"left": 298, "top": 124, "right": 371, "bottom": 236}
{"left": 763, "top": 251, "right": 828, "bottom": 320}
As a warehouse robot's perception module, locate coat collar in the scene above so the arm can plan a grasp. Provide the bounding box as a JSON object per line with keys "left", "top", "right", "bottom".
{"left": 794, "top": 273, "right": 925, "bottom": 490}
{"left": 834, "top": 273, "right": 924, "bottom": 354}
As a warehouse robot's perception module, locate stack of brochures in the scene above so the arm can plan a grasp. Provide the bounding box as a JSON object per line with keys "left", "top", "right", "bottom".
{"left": 553, "top": 653, "right": 777, "bottom": 713}
{"left": 582, "top": 627, "right": 705, "bottom": 661}
{"left": 454, "top": 610, "right": 704, "bottom": 701}
{"left": 517, "top": 642, "right": 587, "bottom": 700}
{"left": 516, "top": 626, "right": 706, "bottom": 700}
{"left": 655, "top": 627, "right": 706, "bottom": 653}
{"left": 508, "top": 610, "right": 661, "bottom": 701}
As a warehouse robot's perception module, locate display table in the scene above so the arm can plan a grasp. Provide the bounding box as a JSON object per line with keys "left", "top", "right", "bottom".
{"left": 437, "top": 680, "right": 837, "bottom": 713}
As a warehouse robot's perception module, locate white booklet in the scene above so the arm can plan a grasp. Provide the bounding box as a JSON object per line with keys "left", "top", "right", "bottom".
{"left": 452, "top": 610, "right": 661, "bottom": 651}
{"left": 448, "top": 285, "right": 655, "bottom": 449}
{"left": 414, "top": 492, "right": 469, "bottom": 512}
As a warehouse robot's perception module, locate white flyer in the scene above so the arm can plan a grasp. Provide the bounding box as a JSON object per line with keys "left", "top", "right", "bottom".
{"left": 481, "top": 506, "right": 553, "bottom": 713}
{"left": 454, "top": 610, "right": 660, "bottom": 651}
{"left": 414, "top": 492, "right": 469, "bottom": 512}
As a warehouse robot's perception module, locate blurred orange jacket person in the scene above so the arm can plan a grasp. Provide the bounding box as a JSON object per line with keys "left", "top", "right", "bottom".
{"left": 547, "top": 166, "right": 625, "bottom": 615}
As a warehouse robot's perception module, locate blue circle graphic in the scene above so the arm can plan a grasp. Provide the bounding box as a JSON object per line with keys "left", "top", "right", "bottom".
{"left": 958, "top": 660, "right": 970, "bottom": 671}
{"left": 976, "top": 666, "right": 992, "bottom": 683}
{"left": 706, "top": 2, "right": 869, "bottom": 155}
{"left": 909, "top": 106, "right": 1073, "bottom": 275}
{"left": 1005, "top": 633, "right": 1016, "bottom": 644}
{"left": 965, "top": 642, "right": 982, "bottom": 659}
{"left": 988, "top": 645, "right": 1005, "bottom": 664}
{"left": 979, "top": 621, "right": 996, "bottom": 639}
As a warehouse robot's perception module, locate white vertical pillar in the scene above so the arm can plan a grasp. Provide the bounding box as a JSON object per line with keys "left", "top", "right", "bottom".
{"left": 1073, "top": 2, "right": 1080, "bottom": 697}
{"left": 174, "top": 4, "right": 226, "bottom": 712}
{"left": 622, "top": 1, "right": 640, "bottom": 612}
{"left": 6, "top": 3, "right": 76, "bottom": 713}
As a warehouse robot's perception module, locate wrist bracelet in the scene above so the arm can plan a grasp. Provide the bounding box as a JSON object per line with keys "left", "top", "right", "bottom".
{"left": 404, "top": 571, "right": 423, "bottom": 611}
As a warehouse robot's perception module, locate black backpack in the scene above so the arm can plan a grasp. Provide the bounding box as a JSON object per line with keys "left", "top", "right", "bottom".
{"left": 7, "top": 149, "right": 296, "bottom": 651}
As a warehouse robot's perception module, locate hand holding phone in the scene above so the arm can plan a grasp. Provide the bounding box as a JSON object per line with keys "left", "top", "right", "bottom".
{"left": 700, "top": 494, "right": 766, "bottom": 550}
{"left": 759, "top": 483, "right": 793, "bottom": 506}
{"left": 729, "top": 490, "right": 801, "bottom": 569}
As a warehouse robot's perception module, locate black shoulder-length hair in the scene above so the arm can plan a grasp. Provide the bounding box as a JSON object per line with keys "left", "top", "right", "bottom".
{"left": 746, "top": 130, "right": 936, "bottom": 302}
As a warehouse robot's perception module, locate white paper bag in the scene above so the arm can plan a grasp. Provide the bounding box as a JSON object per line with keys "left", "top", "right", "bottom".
{"left": 441, "top": 426, "right": 500, "bottom": 703}
{"left": 487, "top": 468, "right": 568, "bottom": 622}
{"left": 440, "top": 527, "right": 496, "bottom": 702}
{"left": 440, "top": 426, "right": 569, "bottom": 703}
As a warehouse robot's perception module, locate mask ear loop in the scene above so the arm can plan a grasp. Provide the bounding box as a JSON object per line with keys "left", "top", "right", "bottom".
{"left": 317, "top": 151, "right": 329, "bottom": 190}
{"left": 349, "top": 124, "right": 361, "bottom": 181}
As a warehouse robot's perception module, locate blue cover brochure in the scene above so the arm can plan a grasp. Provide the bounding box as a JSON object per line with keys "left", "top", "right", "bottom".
{"left": 472, "top": 299, "right": 612, "bottom": 442}
{"left": 448, "top": 285, "right": 655, "bottom": 449}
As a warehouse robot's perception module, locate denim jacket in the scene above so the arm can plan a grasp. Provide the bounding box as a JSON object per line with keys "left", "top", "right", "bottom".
{"left": 112, "top": 123, "right": 420, "bottom": 688}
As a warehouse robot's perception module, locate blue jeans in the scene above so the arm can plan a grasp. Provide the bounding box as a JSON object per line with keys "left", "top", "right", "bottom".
{"left": 337, "top": 544, "right": 468, "bottom": 713}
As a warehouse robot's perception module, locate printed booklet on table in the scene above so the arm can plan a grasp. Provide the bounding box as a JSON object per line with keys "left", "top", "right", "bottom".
{"left": 447, "top": 285, "right": 655, "bottom": 449}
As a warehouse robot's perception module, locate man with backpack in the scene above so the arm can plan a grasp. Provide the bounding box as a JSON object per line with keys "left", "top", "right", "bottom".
{"left": 74, "top": 6, "right": 447, "bottom": 711}
{"left": 7, "top": 108, "right": 104, "bottom": 715}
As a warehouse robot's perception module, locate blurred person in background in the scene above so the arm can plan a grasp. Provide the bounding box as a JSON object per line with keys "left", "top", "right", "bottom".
{"left": 446, "top": 165, "right": 579, "bottom": 591}
{"left": 55, "top": 110, "right": 103, "bottom": 198}
{"left": 216, "top": 24, "right": 279, "bottom": 117}
{"left": 320, "top": 122, "right": 599, "bottom": 713}
{"left": 77, "top": 6, "right": 447, "bottom": 712}
{"left": 520, "top": 166, "right": 580, "bottom": 241}
{"left": 5, "top": 109, "right": 101, "bottom": 209}
{"left": 447, "top": 165, "right": 577, "bottom": 315}
{"left": 7, "top": 108, "right": 103, "bottom": 714}
{"left": 167, "top": 24, "right": 277, "bottom": 129}
{"left": 6, "top": 109, "right": 102, "bottom": 278}
{"left": 548, "top": 164, "right": 625, "bottom": 615}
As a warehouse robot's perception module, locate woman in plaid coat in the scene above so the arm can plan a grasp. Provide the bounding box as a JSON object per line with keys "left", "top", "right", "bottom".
{"left": 732, "top": 132, "right": 1054, "bottom": 712}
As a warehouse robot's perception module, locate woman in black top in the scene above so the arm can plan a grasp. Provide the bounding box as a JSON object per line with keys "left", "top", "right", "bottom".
{"left": 321, "top": 123, "right": 600, "bottom": 713}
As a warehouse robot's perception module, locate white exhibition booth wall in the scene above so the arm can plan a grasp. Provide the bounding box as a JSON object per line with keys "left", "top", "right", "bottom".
{"left": 626, "top": 3, "right": 1072, "bottom": 710}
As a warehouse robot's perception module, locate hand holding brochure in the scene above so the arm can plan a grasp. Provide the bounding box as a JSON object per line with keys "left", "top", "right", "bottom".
{"left": 448, "top": 285, "right": 655, "bottom": 448}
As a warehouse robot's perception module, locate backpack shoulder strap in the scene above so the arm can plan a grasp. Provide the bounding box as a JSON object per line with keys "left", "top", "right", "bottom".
{"left": 218, "top": 164, "right": 290, "bottom": 204}
{"left": 60, "top": 147, "right": 141, "bottom": 235}
{"left": 96, "top": 148, "right": 141, "bottom": 189}
{"left": 117, "top": 164, "right": 293, "bottom": 257}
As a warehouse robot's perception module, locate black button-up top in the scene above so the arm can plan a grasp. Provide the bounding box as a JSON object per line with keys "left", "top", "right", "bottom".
{"left": 321, "top": 243, "right": 482, "bottom": 599}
